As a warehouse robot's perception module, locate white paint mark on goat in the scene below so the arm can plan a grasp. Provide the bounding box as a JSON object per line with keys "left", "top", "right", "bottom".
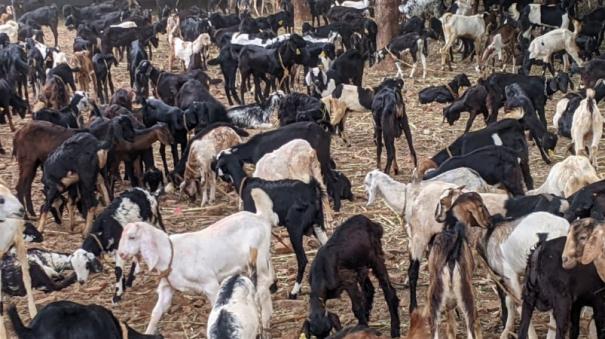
{"left": 314, "top": 226, "right": 328, "bottom": 245}
{"left": 290, "top": 282, "right": 302, "bottom": 296}
{"left": 491, "top": 133, "right": 503, "bottom": 146}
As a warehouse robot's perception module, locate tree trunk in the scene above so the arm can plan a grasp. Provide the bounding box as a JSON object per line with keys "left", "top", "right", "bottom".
{"left": 376, "top": 0, "right": 399, "bottom": 50}
{"left": 293, "top": 0, "right": 311, "bottom": 31}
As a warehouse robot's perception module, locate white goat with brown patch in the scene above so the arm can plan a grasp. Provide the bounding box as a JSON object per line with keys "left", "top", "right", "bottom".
{"left": 180, "top": 126, "right": 244, "bottom": 206}
{"left": 321, "top": 84, "right": 374, "bottom": 145}
{"left": 571, "top": 89, "right": 603, "bottom": 169}
{"left": 0, "top": 179, "right": 37, "bottom": 337}
{"left": 528, "top": 155, "right": 600, "bottom": 197}
{"left": 171, "top": 33, "right": 212, "bottom": 70}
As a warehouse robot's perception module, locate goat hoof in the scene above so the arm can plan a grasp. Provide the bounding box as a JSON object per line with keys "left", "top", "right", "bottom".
{"left": 112, "top": 295, "right": 122, "bottom": 304}
{"left": 288, "top": 293, "right": 298, "bottom": 300}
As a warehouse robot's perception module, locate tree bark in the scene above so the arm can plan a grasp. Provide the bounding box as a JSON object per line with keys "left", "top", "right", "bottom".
{"left": 376, "top": 0, "right": 399, "bottom": 50}
{"left": 293, "top": 0, "right": 311, "bottom": 31}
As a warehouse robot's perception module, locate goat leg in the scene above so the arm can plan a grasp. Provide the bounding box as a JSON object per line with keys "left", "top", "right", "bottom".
{"left": 408, "top": 257, "right": 420, "bottom": 312}
{"left": 287, "top": 227, "right": 307, "bottom": 300}
{"left": 372, "top": 259, "right": 400, "bottom": 338}
{"left": 14, "top": 231, "right": 37, "bottom": 318}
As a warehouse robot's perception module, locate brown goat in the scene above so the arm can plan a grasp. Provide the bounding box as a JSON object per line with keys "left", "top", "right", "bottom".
{"left": 562, "top": 218, "right": 605, "bottom": 282}
{"left": 13, "top": 121, "right": 76, "bottom": 217}
{"left": 73, "top": 51, "right": 97, "bottom": 95}
{"left": 428, "top": 192, "right": 488, "bottom": 339}
{"left": 41, "top": 76, "right": 69, "bottom": 110}
{"left": 481, "top": 22, "right": 520, "bottom": 73}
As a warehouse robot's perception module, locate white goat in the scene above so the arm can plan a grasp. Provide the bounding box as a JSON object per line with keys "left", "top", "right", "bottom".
{"left": 527, "top": 21, "right": 583, "bottom": 72}
{"left": 570, "top": 89, "right": 603, "bottom": 169}
{"left": 207, "top": 249, "right": 263, "bottom": 339}
{"left": 52, "top": 50, "right": 69, "bottom": 68}
{"left": 0, "top": 20, "right": 18, "bottom": 43}
{"left": 0, "top": 179, "right": 37, "bottom": 337}
{"left": 424, "top": 167, "right": 501, "bottom": 193}
{"left": 253, "top": 139, "right": 333, "bottom": 220}
{"left": 440, "top": 13, "right": 487, "bottom": 71}
{"left": 231, "top": 33, "right": 291, "bottom": 47}
{"left": 172, "top": 33, "right": 212, "bottom": 70}
{"left": 180, "top": 126, "right": 244, "bottom": 206}
{"left": 118, "top": 188, "right": 278, "bottom": 334}
{"left": 334, "top": 0, "right": 370, "bottom": 9}
{"left": 437, "top": 186, "right": 570, "bottom": 339}
{"left": 528, "top": 155, "right": 600, "bottom": 197}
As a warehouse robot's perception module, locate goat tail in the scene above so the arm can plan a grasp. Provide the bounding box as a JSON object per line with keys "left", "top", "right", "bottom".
{"left": 247, "top": 247, "right": 259, "bottom": 287}
{"left": 250, "top": 188, "right": 279, "bottom": 226}
{"left": 587, "top": 88, "right": 596, "bottom": 115}
{"left": 8, "top": 305, "right": 31, "bottom": 338}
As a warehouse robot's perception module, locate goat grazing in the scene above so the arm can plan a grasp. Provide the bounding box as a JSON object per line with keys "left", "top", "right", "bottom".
{"left": 301, "top": 215, "right": 400, "bottom": 338}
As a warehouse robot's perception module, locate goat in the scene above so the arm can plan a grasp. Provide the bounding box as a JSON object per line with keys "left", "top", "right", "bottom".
{"left": 70, "top": 188, "right": 164, "bottom": 303}
{"left": 371, "top": 78, "right": 417, "bottom": 175}
{"left": 33, "top": 91, "right": 91, "bottom": 128}
{"left": 118, "top": 188, "right": 277, "bottom": 334}
{"left": 207, "top": 249, "right": 264, "bottom": 339}
{"left": 440, "top": 13, "right": 489, "bottom": 71}
{"left": 180, "top": 126, "right": 244, "bottom": 206}
{"left": 301, "top": 215, "right": 400, "bottom": 338}
{"left": 429, "top": 192, "right": 487, "bottom": 339}
{"left": 423, "top": 146, "right": 526, "bottom": 196}
{"left": 442, "top": 85, "right": 489, "bottom": 133}
{"left": 92, "top": 53, "right": 118, "bottom": 104}
{"left": 170, "top": 33, "right": 211, "bottom": 70}
{"left": 528, "top": 155, "right": 599, "bottom": 198}
{"left": 523, "top": 21, "right": 583, "bottom": 75}
{"left": 481, "top": 22, "right": 520, "bottom": 73}
{"left": 418, "top": 73, "right": 470, "bottom": 104}
{"left": 0, "top": 179, "right": 37, "bottom": 337}
{"left": 8, "top": 301, "right": 163, "bottom": 339}
{"left": 18, "top": 4, "right": 59, "bottom": 46}
{"left": 0, "top": 20, "right": 19, "bottom": 43}
{"left": 519, "top": 235, "right": 605, "bottom": 339}
{"left": 37, "top": 133, "right": 110, "bottom": 236}
{"left": 215, "top": 157, "right": 329, "bottom": 299}
{"left": 226, "top": 91, "right": 283, "bottom": 129}
{"left": 73, "top": 50, "right": 97, "bottom": 95}
{"left": 322, "top": 84, "right": 373, "bottom": 144}
{"left": 437, "top": 186, "right": 571, "bottom": 339}
{"left": 1, "top": 248, "right": 76, "bottom": 296}
{"left": 553, "top": 83, "right": 605, "bottom": 139}
{"left": 562, "top": 218, "right": 605, "bottom": 282}
{"left": 570, "top": 89, "right": 603, "bottom": 169}
{"left": 565, "top": 180, "right": 605, "bottom": 221}
{"left": 375, "top": 32, "right": 428, "bottom": 79}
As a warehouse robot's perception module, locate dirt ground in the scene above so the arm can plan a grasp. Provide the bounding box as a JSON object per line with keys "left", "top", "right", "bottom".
{"left": 2, "top": 21, "right": 603, "bottom": 339}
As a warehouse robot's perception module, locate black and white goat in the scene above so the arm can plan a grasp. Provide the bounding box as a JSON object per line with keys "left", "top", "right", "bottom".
{"left": 376, "top": 32, "right": 428, "bottom": 79}
{"left": 33, "top": 91, "right": 92, "bottom": 128}
{"left": 2, "top": 248, "right": 76, "bottom": 296}
{"left": 70, "top": 188, "right": 164, "bottom": 303}
{"left": 226, "top": 90, "right": 284, "bottom": 128}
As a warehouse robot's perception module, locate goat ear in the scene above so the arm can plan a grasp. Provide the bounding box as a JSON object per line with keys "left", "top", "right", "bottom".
{"left": 581, "top": 227, "right": 605, "bottom": 265}
{"left": 142, "top": 236, "right": 161, "bottom": 271}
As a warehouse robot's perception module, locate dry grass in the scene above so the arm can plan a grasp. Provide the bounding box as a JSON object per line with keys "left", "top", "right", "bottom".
{"left": 2, "top": 21, "right": 604, "bottom": 338}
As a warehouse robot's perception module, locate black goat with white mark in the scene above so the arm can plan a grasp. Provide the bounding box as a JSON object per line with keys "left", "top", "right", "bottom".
{"left": 219, "top": 160, "right": 327, "bottom": 300}
{"left": 372, "top": 78, "right": 417, "bottom": 175}
{"left": 301, "top": 215, "right": 400, "bottom": 339}
{"left": 226, "top": 90, "right": 283, "bottom": 129}
{"left": 8, "top": 300, "right": 164, "bottom": 339}
{"left": 375, "top": 32, "right": 428, "bottom": 79}
{"left": 305, "top": 49, "right": 366, "bottom": 98}
{"left": 70, "top": 187, "right": 164, "bottom": 304}
{"left": 419, "top": 73, "right": 470, "bottom": 104}
{"left": 1, "top": 248, "right": 76, "bottom": 296}
{"left": 424, "top": 146, "right": 526, "bottom": 196}
{"left": 33, "top": 91, "right": 91, "bottom": 128}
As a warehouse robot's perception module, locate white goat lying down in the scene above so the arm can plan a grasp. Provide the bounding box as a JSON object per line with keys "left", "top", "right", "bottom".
{"left": 118, "top": 188, "right": 278, "bottom": 334}
{"left": 0, "top": 179, "right": 37, "bottom": 338}
{"left": 207, "top": 248, "right": 263, "bottom": 339}
{"left": 571, "top": 90, "right": 603, "bottom": 170}
{"left": 528, "top": 155, "right": 599, "bottom": 197}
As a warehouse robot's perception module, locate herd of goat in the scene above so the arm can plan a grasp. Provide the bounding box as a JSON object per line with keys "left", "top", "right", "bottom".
{"left": 0, "top": 0, "right": 604, "bottom": 337}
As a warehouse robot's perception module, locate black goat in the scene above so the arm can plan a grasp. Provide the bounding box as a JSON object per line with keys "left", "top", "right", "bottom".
{"left": 442, "top": 84, "right": 489, "bottom": 133}
{"left": 518, "top": 236, "right": 605, "bottom": 339}
{"left": 278, "top": 92, "right": 329, "bottom": 127}
{"left": 8, "top": 301, "right": 164, "bottom": 339}
{"left": 18, "top": 4, "right": 58, "bottom": 46}
{"left": 92, "top": 53, "right": 118, "bottom": 104}
{"left": 306, "top": 49, "right": 366, "bottom": 98}
{"left": 424, "top": 146, "right": 526, "bottom": 196}
{"left": 128, "top": 40, "right": 148, "bottom": 88}
{"left": 565, "top": 180, "right": 605, "bottom": 221}
{"left": 38, "top": 133, "right": 110, "bottom": 236}
{"left": 418, "top": 73, "right": 470, "bottom": 104}
{"left": 301, "top": 215, "right": 400, "bottom": 338}
{"left": 504, "top": 194, "right": 569, "bottom": 219}
{"left": 555, "top": 83, "right": 605, "bottom": 138}
{"left": 371, "top": 78, "right": 417, "bottom": 175}
{"left": 33, "top": 91, "right": 90, "bottom": 128}
{"left": 207, "top": 44, "right": 241, "bottom": 105}
{"left": 221, "top": 160, "right": 327, "bottom": 300}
